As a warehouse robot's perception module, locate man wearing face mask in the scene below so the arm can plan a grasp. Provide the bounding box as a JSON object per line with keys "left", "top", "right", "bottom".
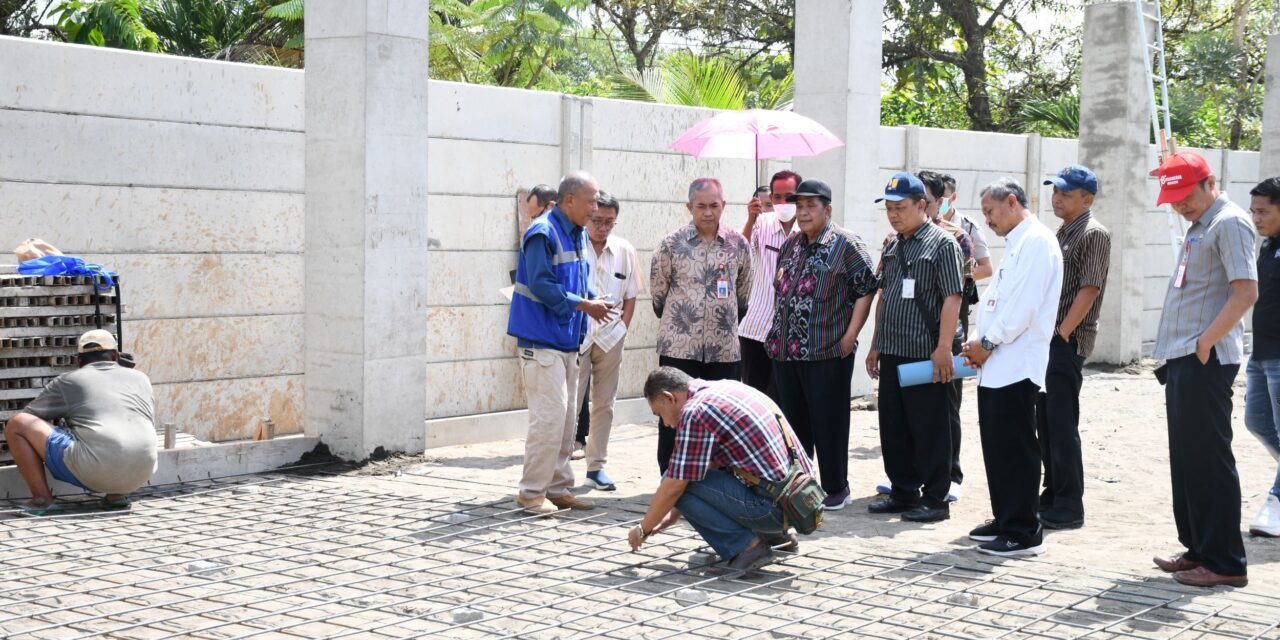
{"left": 739, "top": 171, "right": 802, "bottom": 396}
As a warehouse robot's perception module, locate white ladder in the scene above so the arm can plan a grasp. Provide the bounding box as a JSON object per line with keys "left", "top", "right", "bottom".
{"left": 1134, "top": 0, "right": 1186, "bottom": 261}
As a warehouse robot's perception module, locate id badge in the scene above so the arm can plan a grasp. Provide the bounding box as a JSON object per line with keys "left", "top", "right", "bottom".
{"left": 985, "top": 297, "right": 997, "bottom": 310}
{"left": 902, "top": 278, "right": 916, "bottom": 299}
{"left": 716, "top": 277, "right": 730, "bottom": 299}
{"left": 1173, "top": 262, "right": 1187, "bottom": 288}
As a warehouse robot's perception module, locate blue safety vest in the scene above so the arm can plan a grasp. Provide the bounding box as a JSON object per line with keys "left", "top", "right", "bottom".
{"left": 507, "top": 208, "right": 589, "bottom": 351}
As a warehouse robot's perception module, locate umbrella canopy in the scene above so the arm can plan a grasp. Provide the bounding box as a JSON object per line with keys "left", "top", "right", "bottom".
{"left": 669, "top": 109, "right": 844, "bottom": 160}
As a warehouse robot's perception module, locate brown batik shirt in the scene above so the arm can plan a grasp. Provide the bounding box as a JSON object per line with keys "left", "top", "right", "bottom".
{"left": 651, "top": 223, "right": 753, "bottom": 363}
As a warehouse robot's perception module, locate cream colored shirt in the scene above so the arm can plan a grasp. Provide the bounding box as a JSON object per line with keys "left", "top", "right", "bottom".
{"left": 581, "top": 234, "right": 643, "bottom": 353}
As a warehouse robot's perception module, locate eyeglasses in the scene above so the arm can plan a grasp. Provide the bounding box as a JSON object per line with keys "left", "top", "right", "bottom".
{"left": 588, "top": 218, "right": 616, "bottom": 229}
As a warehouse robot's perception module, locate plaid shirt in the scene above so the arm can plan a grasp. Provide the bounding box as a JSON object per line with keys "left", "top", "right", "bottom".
{"left": 664, "top": 379, "right": 815, "bottom": 483}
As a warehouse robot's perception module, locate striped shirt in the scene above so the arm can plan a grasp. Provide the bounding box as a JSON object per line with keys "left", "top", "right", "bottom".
{"left": 765, "top": 223, "right": 879, "bottom": 362}
{"left": 873, "top": 221, "right": 965, "bottom": 359}
{"left": 1153, "top": 196, "right": 1258, "bottom": 365}
{"left": 1054, "top": 211, "right": 1111, "bottom": 359}
{"left": 665, "top": 379, "right": 816, "bottom": 483}
{"left": 739, "top": 212, "right": 797, "bottom": 342}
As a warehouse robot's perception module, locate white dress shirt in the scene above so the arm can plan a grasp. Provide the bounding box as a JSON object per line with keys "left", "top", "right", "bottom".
{"left": 739, "top": 212, "right": 797, "bottom": 342}
{"left": 581, "top": 234, "right": 643, "bottom": 354}
{"left": 975, "top": 215, "right": 1063, "bottom": 389}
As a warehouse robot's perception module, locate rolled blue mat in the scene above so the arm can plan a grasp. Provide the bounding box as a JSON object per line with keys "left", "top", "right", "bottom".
{"left": 897, "top": 356, "right": 978, "bottom": 387}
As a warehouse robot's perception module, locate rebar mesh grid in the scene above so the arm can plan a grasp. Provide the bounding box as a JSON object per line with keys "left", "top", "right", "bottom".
{"left": 2, "top": 468, "right": 1279, "bottom": 640}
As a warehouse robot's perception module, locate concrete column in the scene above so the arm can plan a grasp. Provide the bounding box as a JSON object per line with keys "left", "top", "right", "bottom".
{"left": 304, "top": 0, "right": 430, "bottom": 458}
{"left": 1263, "top": 33, "right": 1280, "bottom": 178}
{"left": 793, "top": 0, "right": 883, "bottom": 395}
{"left": 1078, "top": 2, "right": 1150, "bottom": 364}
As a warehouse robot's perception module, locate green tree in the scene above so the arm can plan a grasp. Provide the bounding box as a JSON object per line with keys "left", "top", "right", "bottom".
{"left": 607, "top": 51, "right": 749, "bottom": 109}
{"left": 141, "top": 0, "right": 283, "bottom": 62}
{"left": 51, "top": 0, "right": 159, "bottom": 50}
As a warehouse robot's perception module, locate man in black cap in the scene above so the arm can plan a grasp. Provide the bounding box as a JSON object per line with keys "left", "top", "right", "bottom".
{"left": 865, "top": 172, "right": 965, "bottom": 523}
{"left": 1037, "top": 165, "right": 1110, "bottom": 530}
{"left": 766, "top": 178, "right": 879, "bottom": 510}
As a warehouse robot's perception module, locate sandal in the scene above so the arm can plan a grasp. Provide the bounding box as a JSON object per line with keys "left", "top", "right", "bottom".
{"left": 102, "top": 496, "right": 132, "bottom": 510}
{"left": 17, "top": 502, "right": 63, "bottom": 517}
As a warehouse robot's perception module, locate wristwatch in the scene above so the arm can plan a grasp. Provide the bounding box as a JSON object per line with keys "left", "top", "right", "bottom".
{"left": 980, "top": 337, "right": 997, "bottom": 352}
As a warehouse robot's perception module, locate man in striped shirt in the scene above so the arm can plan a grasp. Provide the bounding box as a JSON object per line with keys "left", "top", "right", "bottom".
{"left": 765, "top": 179, "right": 879, "bottom": 510}
{"left": 628, "top": 367, "right": 812, "bottom": 572}
{"left": 739, "top": 171, "right": 802, "bottom": 397}
{"left": 1037, "top": 165, "right": 1110, "bottom": 531}
{"left": 866, "top": 172, "right": 965, "bottom": 523}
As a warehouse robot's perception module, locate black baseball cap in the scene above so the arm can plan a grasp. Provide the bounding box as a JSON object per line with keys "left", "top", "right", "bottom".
{"left": 785, "top": 179, "right": 833, "bottom": 203}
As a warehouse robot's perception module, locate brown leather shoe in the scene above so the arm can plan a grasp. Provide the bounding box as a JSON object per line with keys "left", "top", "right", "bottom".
{"left": 548, "top": 494, "right": 595, "bottom": 510}
{"left": 1153, "top": 552, "right": 1200, "bottom": 573}
{"left": 1173, "top": 566, "right": 1248, "bottom": 588}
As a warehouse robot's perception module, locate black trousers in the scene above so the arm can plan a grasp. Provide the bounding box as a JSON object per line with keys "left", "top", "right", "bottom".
{"left": 1165, "top": 352, "right": 1247, "bottom": 576}
{"left": 773, "top": 356, "right": 856, "bottom": 495}
{"left": 656, "top": 356, "right": 741, "bottom": 473}
{"left": 947, "top": 337, "right": 965, "bottom": 485}
{"left": 740, "top": 337, "right": 775, "bottom": 399}
{"left": 978, "top": 379, "right": 1043, "bottom": 546}
{"left": 877, "top": 354, "right": 953, "bottom": 507}
{"left": 1036, "top": 335, "right": 1085, "bottom": 516}
{"left": 574, "top": 378, "right": 591, "bottom": 444}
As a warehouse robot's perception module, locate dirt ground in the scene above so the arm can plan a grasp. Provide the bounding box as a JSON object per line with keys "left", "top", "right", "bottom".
{"left": 422, "top": 361, "right": 1280, "bottom": 589}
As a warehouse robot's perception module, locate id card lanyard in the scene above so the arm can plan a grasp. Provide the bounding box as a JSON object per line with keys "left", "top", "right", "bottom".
{"left": 1173, "top": 235, "right": 1196, "bottom": 289}
{"left": 902, "top": 258, "right": 916, "bottom": 299}
{"left": 716, "top": 263, "right": 730, "bottom": 299}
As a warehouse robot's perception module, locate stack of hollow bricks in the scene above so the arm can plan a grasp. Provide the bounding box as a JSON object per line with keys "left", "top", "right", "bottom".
{"left": 0, "top": 268, "right": 117, "bottom": 463}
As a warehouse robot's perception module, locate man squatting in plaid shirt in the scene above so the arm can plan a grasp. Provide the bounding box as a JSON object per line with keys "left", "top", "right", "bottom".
{"left": 626, "top": 367, "right": 815, "bottom": 572}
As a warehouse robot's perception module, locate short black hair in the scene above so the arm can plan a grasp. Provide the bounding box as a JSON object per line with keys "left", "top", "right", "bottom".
{"left": 597, "top": 191, "right": 620, "bottom": 213}
{"left": 643, "top": 366, "right": 692, "bottom": 400}
{"left": 917, "top": 170, "right": 946, "bottom": 200}
{"left": 770, "top": 170, "right": 802, "bottom": 191}
{"left": 527, "top": 184, "right": 556, "bottom": 208}
{"left": 77, "top": 349, "right": 117, "bottom": 366}
{"left": 1252, "top": 177, "right": 1280, "bottom": 206}
{"left": 941, "top": 174, "right": 957, "bottom": 191}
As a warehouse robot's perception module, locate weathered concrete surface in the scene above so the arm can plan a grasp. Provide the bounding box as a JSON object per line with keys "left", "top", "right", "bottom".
{"left": 1078, "top": 2, "right": 1151, "bottom": 365}
{"left": 1264, "top": 33, "right": 1280, "bottom": 178}
{"left": 793, "top": 0, "right": 884, "bottom": 396}
{"left": 304, "top": 0, "right": 430, "bottom": 459}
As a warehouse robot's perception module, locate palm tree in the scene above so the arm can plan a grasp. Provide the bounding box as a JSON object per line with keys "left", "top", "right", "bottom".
{"left": 607, "top": 51, "right": 748, "bottom": 110}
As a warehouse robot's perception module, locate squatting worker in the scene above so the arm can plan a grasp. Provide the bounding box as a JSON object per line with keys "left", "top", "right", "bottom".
{"left": 650, "top": 177, "right": 752, "bottom": 473}
{"left": 572, "top": 191, "right": 643, "bottom": 492}
{"left": 1150, "top": 152, "right": 1257, "bottom": 588}
{"left": 866, "top": 172, "right": 964, "bottom": 523}
{"left": 508, "top": 171, "right": 616, "bottom": 515}
{"left": 1245, "top": 177, "right": 1280, "bottom": 538}
{"left": 1037, "top": 165, "right": 1110, "bottom": 531}
{"left": 766, "top": 179, "right": 878, "bottom": 511}
{"left": 962, "top": 177, "right": 1062, "bottom": 558}
{"left": 5, "top": 330, "right": 157, "bottom": 516}
{"left": 740, "top": 171, "right": 802, "bottom": 396}
{"left": 629, "top": 367, "right": 811, "bottom": 572}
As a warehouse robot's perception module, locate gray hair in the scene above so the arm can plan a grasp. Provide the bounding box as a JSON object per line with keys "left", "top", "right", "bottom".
{"left": 980, "top": 177, "right": 1028, "bottom": 208}
{"left": 687, "top": 177, "right": 724, "bottom": 203}
{"left": 558, "top": 171, "right": 596, "bottom": 202}
{"left": 643, "top": 366, "right": 693, "bottom": 400}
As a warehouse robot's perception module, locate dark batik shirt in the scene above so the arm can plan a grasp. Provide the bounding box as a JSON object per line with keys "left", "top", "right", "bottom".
{"left": 765, "top": 223, "right": 878, "bottom": 362}
{"left": 873, "top": 221, "right": 965, "bottom": 359}
{"left": 1054, "top": 211, "right": 1111, "bottom": 359}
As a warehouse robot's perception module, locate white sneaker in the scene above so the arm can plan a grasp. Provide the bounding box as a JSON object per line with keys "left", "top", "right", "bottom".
{"left": 948, "top": 482, "right": 963, "bottom": 502}
{"left": 1250, "top": 494, "right": 1280, "bottom": 537}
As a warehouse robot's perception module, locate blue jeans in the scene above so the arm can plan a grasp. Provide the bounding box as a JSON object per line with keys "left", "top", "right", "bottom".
{"left": 1245, "top": 358, "right": 1280, "bottom": 497}
{"left": 675, "top": 469, "right": 785, "bottom": 560}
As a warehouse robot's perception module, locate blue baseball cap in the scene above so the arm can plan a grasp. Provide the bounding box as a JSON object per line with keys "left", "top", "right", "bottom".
{"left": 1044, "top": 164, "right": 1098, "bottom": 195}
{"left": 875, "top": 172, "right": 926, "bottom": 203}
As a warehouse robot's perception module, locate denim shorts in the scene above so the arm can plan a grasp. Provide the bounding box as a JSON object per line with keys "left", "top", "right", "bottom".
{"left": 45, "top": 428, "right": 90, "bottom": 491}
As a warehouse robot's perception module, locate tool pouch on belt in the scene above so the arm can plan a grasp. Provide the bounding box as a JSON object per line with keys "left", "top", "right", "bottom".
{"left": 733, "top": 415, "right": 826, "bottom": 535}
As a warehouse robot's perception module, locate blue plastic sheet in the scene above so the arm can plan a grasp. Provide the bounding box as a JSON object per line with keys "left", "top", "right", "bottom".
{"left": 18, "top": 255, "right": 117, "bottom": 292}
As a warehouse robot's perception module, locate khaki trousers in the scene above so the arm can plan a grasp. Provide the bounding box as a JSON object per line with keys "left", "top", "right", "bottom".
{"left": 518, "top": 348, "right": 580, "bottom": 501}
{"left": 574, "top": 340, "right": 626, "bottom": 472}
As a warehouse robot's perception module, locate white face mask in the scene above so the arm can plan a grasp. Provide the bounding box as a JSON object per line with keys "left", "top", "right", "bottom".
{"left": 774, "top": 203, "right": 797, "bottom": 223}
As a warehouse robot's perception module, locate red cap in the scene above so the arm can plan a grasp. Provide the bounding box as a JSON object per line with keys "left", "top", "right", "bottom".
{"left": 1153, "top": 152, "right": 1212, "bottom": 205}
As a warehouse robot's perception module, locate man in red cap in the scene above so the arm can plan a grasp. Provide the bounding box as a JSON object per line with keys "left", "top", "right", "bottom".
{"left": 1150, "top": 151, "right": 1258, "bottom": 588}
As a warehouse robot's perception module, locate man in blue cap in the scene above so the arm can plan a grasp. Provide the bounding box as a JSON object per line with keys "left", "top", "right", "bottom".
{"left": 1036, "top": 165, "right": 1110, "bottom": 530}
{"left": 866, "top": 171, "right": 965, "bottom": 523}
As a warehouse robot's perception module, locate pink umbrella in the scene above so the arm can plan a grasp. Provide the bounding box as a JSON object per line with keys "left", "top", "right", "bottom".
{"left": 669, "top": 109, "right": 844, "bottom": 160}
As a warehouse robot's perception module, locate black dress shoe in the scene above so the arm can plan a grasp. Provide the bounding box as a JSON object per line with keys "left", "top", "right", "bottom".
{"left": 1038, "top": 509, "right": 1084, "bottom": 530}
{"left": 902, "top": 503, "right": 950, "bottom": 523}
{"left": 868, "top": 496, "right": 916, "bottom": 514}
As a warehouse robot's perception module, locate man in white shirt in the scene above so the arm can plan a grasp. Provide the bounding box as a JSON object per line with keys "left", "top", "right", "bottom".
{"left": 739, "top": 170, "right": 801, "bottom": 396}
{"left": 574, "top": 192, "right": 643, "bottom": 491}
{"left": 962, "top": 177, "right": 1063, "bottom": 558}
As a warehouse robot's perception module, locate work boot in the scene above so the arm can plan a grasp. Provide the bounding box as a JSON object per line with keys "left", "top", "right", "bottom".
{"left": 515, "top": 496, "right": 558, "bottom": 515}
{"left": 548, "top": 494, "right": 595, "bottom": 510}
